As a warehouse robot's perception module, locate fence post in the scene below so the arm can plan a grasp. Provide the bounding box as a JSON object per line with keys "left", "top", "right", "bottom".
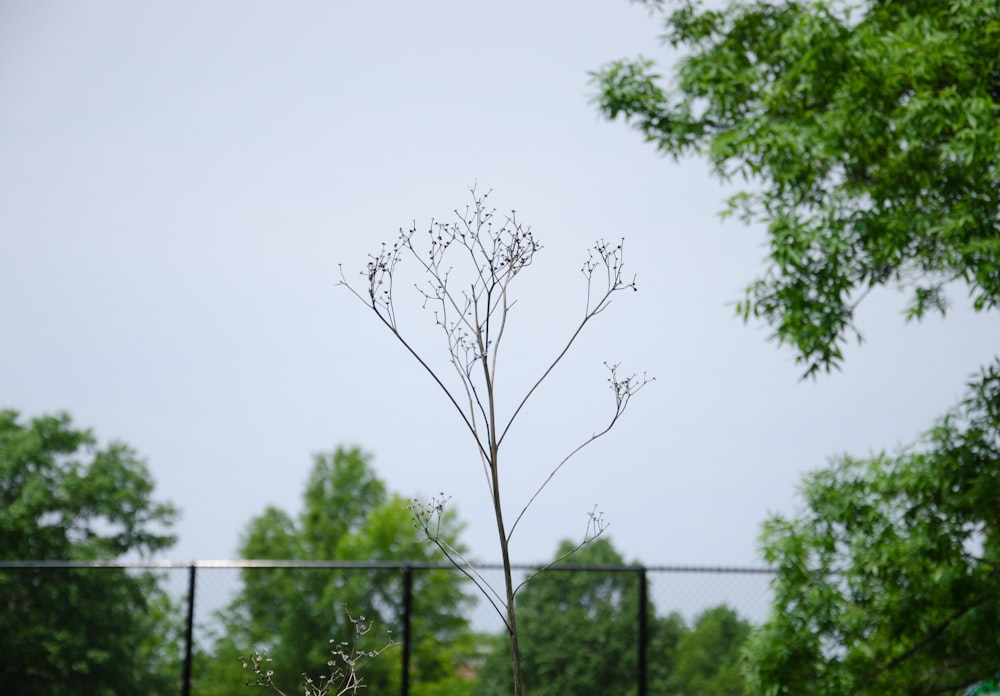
{"left": 183, "top": 564, "right": 196, "bottom": 696}
{"left": 638, "top": 566, "right": 648, "bottom": 696}
{"left": 401, "top": 565, "right": 413, "bottom": 696}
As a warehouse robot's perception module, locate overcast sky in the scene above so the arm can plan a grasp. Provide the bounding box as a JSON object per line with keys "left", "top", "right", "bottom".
{"left": 3, "top": 1, "right": 998, "bottom": 575}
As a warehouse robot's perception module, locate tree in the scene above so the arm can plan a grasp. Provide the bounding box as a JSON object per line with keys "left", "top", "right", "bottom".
{"left": 743, "top": 362, "right": 1000, "bottom": 695}
{"left": 471, "top": 538, "right": 752, "bottom": 695}
{"left": 471, "top": 538, "right": 670, "bottom": 696}
{"left": 592, "top": 0, "right": 1000, "bottom": 376}
{"left": 199, "top": 447, "right": 476, "bottom": 696}
{"left": 668, "top": 605, "right": 751, "bottom": 696}
{"left": 339, "top": 188, "right": 651, "bottom": 695}
{"left": 593, "top": 3, "right": 1000, "bottom": 691}
{"left": 472, "top": 538, "right": 647, "bottom": 696}
{"left": 0, "top": 410, "right": 180, "bottom": 695}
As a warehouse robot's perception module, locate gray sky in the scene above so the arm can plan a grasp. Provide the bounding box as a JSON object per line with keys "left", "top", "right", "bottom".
{"left": 3, "top": 1, "right": 998, "bottom": 571}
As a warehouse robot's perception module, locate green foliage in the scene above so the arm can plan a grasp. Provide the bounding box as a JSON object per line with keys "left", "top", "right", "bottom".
{"left": 473, "top": 538, "right": 645, "bottom": 696}
{"left": 966, "top": 675, "right": 1000, "bottom": 696}
{"left": 593, "top": 0, "right": 1000, "bottom": 376}
{"left": 199, "top": 447, "right": 476, "bottom": 696}
{"left": 471, "top": 538, "right": 751, "bottom": 695}
{"left": 0, "top": 409, "right": 180, "bottom": 695}
{"left": 669, "top": 605, "right": 751, "bottom": 696}
{"left": 744, "top": 362, "right": 1000, "bottom": 695}
{"left": 595, "top": 3, "right": 1000, "bottom": 692}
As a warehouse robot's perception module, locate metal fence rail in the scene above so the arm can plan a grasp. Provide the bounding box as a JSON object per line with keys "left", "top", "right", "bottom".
{"left": 0, "top": 560, "right": 775, "bottom": 695}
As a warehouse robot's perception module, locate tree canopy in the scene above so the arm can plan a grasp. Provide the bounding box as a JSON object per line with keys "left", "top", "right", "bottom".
{"left": 593, "top": 0, "right": 1000, "bottom": 376}
{"left": 0, "top": 410, "right": 179, "bottom": 695}
{"left": 472, "top": 538, "right": 647, "bottom": 696}
{"left": 472, "top": 537, "right": 751, "bottom": 696}
{"left": 744, "top": 362, "right": 1000, "bottom": 695}
{"left": 670, "top": 604, "right": 751, "bottom": 696}
{"left": 594, "top": 2, "right": 1000, "bottom": 691}
{"left": 199, "top": 446, "right": 477, "bottom": 696}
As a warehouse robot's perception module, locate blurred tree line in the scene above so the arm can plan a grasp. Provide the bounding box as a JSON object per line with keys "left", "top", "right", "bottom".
{"left": 1, "top": 412, "right": 751, "bottom": 695}
{"left": 471, "top": 538, "right": 750, "bottom": 696}
{"left": 0, "top": 410, "right": 180, "bottom": 695}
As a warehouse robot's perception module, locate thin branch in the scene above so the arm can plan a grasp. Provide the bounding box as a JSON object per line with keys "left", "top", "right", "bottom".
{"left": 507, "top": 364, "right": 653, "bottom": 543}
{"left": 243, "top": 610, "right": 395, "bottom": 696}
{"left": 486, "top": 215, "right": 527, "bottom": 398}
{"left": 435, "top": 287, "right": 493, "bottom": 488}
{"left": 497, "top": 239, "right": 636, "bottom": 448}
{"left": 430, "top": 535, "right": 509, "bottom": 627}
{"left": 410, "top": 498, "right": 510, "bottom": 630}
{"left": 514, "top": 506, "right": 608, "bottom": 595}
{"left": 338, "top": 267, "right": 491, "bottom": 463}
{"left": 873, "top": 593, "right": 992, "bottom": 677}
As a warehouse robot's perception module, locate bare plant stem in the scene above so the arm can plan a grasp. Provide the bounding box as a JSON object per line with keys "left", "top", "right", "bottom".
{"left": 339, "top": 187, "right": 649, "bottom": 696}
{"left": 491, "top": 447, "right": 524, "bottom": 695}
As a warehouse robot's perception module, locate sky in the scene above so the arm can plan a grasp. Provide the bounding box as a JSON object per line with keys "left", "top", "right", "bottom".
{"left": 3, "top": 0, "right": 999, "bottom": 577}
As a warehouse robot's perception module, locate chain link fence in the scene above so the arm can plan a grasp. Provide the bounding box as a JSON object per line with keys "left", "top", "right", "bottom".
{"left": 1, "top": 560, "right": 775, "bottom": 695}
